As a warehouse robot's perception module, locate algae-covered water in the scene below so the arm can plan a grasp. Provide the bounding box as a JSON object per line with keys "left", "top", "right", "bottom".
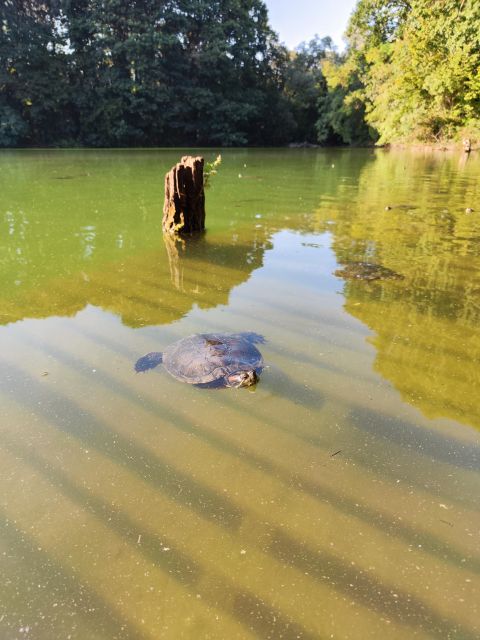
{"left": 0, "top": 148, "right": 479, "bottom": 639}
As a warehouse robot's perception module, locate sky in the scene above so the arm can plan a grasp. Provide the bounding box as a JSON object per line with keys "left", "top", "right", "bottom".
{"left": 264, "top": 0, "right": 357, "bottom": 50}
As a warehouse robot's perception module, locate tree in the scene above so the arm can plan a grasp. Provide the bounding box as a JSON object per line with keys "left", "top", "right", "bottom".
{"left": 282, "top": 35, "right": 333, "bottom": 143}
{"left": 0, "top": 0, "right": 74, "bottom": 146}
{"left": 157, "top": 0, "right": 292, "bottom": 145}
{"left": 326, "top": 0, "right": 480, "bottom": 145}
{"left": 62, "top": 0, "right": 176, "bottom": 146}
{"left": 364, "top": 0, "right": 480, "bottom": 142}
{"left": 1, "top": 0, "right": 295, "bottom": 147}
{"left": 317, "top": 49, "right": 373, "bottom": 145}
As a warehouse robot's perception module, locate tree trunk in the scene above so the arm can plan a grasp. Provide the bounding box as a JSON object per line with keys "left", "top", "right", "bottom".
{"left": 163, "top": 155, "right": 205, "bottom": 234}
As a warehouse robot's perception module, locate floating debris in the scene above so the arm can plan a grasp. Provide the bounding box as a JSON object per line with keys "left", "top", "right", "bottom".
{"left": 334, "top": 262, "right": 404, "bottom": 282}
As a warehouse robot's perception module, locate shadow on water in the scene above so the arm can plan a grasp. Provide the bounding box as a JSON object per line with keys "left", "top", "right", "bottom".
{"left": 14, "top": 329, "right": 480, "bottom": 577}
{"left": 269, "top": 528, "right": 477, "bottom": 640}
{"left": 1, "top": 360, "right": 243, "bottom": 532}
{"left": 2, "top": 439, "right": 321, "bottom": 640}
{"left": 0, "top": 508, "right": 148, "bottom": 640}
{"left": 232, "top": 592, "right": 322, "bottom": 640}
{"left": 208, "top": 394, "right": 480, "bottom": 577}
{"left": 2, "top": 436, "right": 203, "bottom": 588}
{"left": 3, "top": 434, "right": 475, "bottom": 640}
{"left": 350, "top": 405, "right": 480, "bottom": 472}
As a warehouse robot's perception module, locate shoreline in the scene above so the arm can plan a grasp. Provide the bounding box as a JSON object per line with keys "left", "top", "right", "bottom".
{"left": 385, "top": 141, "right": 477, "bottom": 153}
{"left": 0, "top": 141, "right": 477, "bottom": 152}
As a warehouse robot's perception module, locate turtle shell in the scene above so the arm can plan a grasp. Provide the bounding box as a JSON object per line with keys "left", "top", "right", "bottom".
{"left": 334, "top": 262, "right": 404, "bottom": 282}
{"left": 162, "top": 333, "right": 264, "bottom": 385}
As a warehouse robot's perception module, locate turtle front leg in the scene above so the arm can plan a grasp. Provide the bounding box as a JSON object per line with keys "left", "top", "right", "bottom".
{"left": 135, "top": 352, "right": 163, "bottom": 373}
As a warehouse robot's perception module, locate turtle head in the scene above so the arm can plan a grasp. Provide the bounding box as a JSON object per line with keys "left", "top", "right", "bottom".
{"left": 226, "top": 370, "right": 258, "bottom": 388}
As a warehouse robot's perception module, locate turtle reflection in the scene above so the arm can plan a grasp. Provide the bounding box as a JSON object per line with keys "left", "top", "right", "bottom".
{"left": 334, "top": 262, "right": 404, "bottom": 282}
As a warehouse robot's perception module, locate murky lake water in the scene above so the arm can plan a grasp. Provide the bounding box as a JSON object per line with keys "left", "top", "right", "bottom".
{"left": 0, "top": 148, "right": 479, "bottom": 639}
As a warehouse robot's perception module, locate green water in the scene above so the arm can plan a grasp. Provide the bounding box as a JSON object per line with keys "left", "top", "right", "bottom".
{"left": 0, "top": 148, "right": 479, "bottom": 639}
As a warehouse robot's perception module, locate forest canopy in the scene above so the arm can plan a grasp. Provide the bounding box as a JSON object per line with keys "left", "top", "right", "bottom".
{"left": 1, "top": 0, "right": 479, "bottom": 147}
{"left": 326, "top": 0, "right": 480, "bottom": 145}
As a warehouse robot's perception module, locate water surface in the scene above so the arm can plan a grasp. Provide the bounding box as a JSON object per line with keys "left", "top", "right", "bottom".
{"left": 0, "top": 148, "right": 479, "bottom": 639}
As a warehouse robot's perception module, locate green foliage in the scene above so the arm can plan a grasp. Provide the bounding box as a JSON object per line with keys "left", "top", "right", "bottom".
{"left": 203, "top": 154, "right": 222, "bottom": 188}
{"left": 0, "top": 105, "right": 28, "bottom": 146}
{"left": 1, "top": 0, "right": 295, "bottom": 147}
{"left": 364, "top": 1, "right": 480, "bottom": 142}
{"left": 329, "top": 0, "right": 480, "bottom": 144}
{"left": 346, "top": 0, "right": 411, "bottom": 47}
{"left": 282, "top": 35, "right": 333, "bottom": 142}
{"left": 2, "top": 0, "right": 478, "bottom": 147}
{"left": 0, "top": 1, "right": 76, "bottom": 146}
{"left": 317, "top": 51, "right": 373, "bottom": 145}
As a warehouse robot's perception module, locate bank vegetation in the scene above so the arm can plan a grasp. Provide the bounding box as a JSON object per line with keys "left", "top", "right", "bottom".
{"left": 1, "top": 0, "right": 478, "bottom": 147}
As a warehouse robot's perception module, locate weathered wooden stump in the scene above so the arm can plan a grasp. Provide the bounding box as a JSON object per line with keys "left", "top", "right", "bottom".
{"left": 163, "top": 156, "right": 205, "bottom": 234}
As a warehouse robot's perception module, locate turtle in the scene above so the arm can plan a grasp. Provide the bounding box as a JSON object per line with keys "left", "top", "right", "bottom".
{"left": 135, "top": 332, "right": 265, "bottom": 388}
{"left": 334, "top": 262, "right": 404, "bottom": 282}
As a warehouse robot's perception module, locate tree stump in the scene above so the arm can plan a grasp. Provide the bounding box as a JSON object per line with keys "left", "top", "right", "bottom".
{"left": 163, "top": 156, "right": 205, "bottom": 234}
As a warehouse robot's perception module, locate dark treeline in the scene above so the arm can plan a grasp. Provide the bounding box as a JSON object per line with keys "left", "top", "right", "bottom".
{"left": 1, "top": 0, "right": 479, "bottom": 148}
{"left": 0, "top": 0, "right": 336, "bottom": 147}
